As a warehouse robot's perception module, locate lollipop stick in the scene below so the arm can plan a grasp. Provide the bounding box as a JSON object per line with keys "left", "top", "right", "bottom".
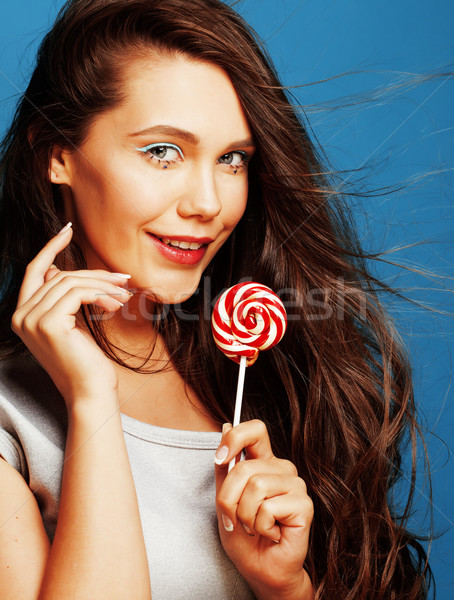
{"left": 228, "top": 355, "right": 247, "bottom": 472}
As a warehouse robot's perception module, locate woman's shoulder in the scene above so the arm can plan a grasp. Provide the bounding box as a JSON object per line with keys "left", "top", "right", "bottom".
{"left": 0, "top": 352, "right": 67, "bottom": 474}
{"left": 1, "top": 350, "right": 64, "bottom": 402}
{"left": 0, "top": 351, "right": 67, "bottom": 426}
{"left": 0, "top": 352, "right": 67, "bottom": 541}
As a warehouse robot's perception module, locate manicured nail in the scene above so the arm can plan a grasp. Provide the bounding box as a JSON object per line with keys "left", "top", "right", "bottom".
{"left": 49, "top": 264, "right": 58, "bottom": 270}
{"left": 222, "top": 422, "right": 231, "bottom": 434}
{"left": 115, "top": 286, "right": 133, "bottom": 296}
{"left": 214, "top": 445, "right": 229, "bottom": 465}
{"left": 242, "top": 523, "right": 254, "bottom": 536}
{"left": 58, "top": 222, "right": 72, "bottom": 235}
{"left": 111, "top": 273, "right": 132, "bottom": 279}
{"left": 222, "top": 514, "right": 234, "bottom": 532}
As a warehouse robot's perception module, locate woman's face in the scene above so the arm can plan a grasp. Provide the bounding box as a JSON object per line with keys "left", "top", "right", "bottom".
{"left": 55, "top": 53, "right": 255, "bottom": 303}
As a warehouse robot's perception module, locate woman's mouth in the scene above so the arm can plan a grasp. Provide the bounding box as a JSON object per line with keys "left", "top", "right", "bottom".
{"left": 158, "top": 236, "right": 203, "bottom": 250}
{"left": 147, "top": 233, "right": 210, "bottom": 265}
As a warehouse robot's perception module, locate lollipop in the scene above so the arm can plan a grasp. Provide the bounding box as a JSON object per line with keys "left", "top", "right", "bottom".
{"left": 212, "top": 282, "right": 287, "bottom": 470}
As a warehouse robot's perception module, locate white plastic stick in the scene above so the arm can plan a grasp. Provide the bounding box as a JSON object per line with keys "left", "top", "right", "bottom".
{"left": 228, "top": 355, "right": 247, "bottom": 472}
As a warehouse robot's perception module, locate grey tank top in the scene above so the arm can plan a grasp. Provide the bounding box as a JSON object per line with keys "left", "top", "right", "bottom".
{"left": 0, "top": 355, "right": 255, "bottom": 599}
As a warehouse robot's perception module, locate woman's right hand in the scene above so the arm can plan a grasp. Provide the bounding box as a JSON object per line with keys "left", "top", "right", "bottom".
{"left": 11, "top": 223, "right": 133, "bottom": 406}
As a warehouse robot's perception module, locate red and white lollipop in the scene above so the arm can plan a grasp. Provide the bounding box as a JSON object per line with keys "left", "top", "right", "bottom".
{"left": 212, "top": 282, "right": 287, "bottom": 470}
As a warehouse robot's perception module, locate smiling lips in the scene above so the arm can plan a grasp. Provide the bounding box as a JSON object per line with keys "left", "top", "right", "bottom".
{"left": 148, "top": 233, "right": 212, "bottom": 265}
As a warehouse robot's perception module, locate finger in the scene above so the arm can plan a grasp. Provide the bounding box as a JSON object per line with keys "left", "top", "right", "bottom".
{"left": 250, "top": 496, "right": 282, "bottom": 542}
{"left": 43, "top": 268, "right": 132, "bottom": 286}
{"left": 216, "top": 458, "right": 296, "bottom": 529}
{"left": 16, "top": 274, "right": 132, "bottom": 320}
{"left": 214, "top": 419, "right": 274, "bottom": 467}
{"left": 24, "top": 286, "right": 127, "bottom": 335}
{"left": 43, "top": 268, "right": 132, "bottom": 290}
{"left": 13, "top": 280, "right": 132, "bottom": 338}
{"left": 44, "top": 265, "right": 60, "bottom": 283}
{"left": 254, "top": 493, "right": 313, "bottom": 544}
{"left": 17, "top": 223, "right": 73, "bottom": 307}
{"left": 26, "top": 278, "right": 131, "bottom": 319}
{"left": 214, "top": 423, "right": 232, "bottom": 495}
{"left": 236, "top": 473, "right": 302, "bottom": 532}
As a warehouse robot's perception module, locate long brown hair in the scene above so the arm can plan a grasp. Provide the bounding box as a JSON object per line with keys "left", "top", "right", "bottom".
{"left": 0, "top": 0, "right": 432, "bottom": 597}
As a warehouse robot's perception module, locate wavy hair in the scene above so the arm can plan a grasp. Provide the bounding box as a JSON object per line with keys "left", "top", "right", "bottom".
{"left": 0, "top": 0, "right": 432, "bottom": 597}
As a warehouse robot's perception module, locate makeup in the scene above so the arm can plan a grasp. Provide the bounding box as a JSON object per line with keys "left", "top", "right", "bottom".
{"left": 136, "top": 142, "right": 183, "bottom": 168}
{"left": 147, "top": 233, "right": 210, "bottom": 265}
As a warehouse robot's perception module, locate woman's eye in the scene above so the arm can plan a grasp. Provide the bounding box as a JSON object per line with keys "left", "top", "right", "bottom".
{"left": 218, "top": 151, "right": 248, "bottom": 170}
{"left": 136, "top": 143, "right": 183, "bottom": 166}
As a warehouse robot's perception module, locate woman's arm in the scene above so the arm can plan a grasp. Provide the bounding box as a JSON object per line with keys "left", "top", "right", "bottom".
{"left": 6, "top": 225, "right": 151, "bottom": 600}
{"left": 0, "top": 458, "right": 50, "bottom": 599}
{"left": 0, "top": 398, "right": 151, "bottom": 600}
{"left": 38, "top": 393, "right": 150, "bottom": 600}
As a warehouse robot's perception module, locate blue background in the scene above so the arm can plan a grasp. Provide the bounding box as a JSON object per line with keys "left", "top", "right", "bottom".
{"left": 1, "top": 1, "right": 453, "bottom": 596}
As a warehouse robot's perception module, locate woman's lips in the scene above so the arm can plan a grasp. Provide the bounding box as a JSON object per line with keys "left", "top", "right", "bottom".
{"left": 147, "top": 233, "right": 209, "bottom": 265}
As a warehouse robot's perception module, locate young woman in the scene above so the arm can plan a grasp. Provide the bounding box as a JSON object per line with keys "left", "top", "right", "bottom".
{"left": 0, "top": 0, "right": 431, "bottom": 598}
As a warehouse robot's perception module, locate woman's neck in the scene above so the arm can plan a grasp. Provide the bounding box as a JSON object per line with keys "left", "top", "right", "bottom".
{"left": 96, "top": 297, "right": 221, "bottom": 432}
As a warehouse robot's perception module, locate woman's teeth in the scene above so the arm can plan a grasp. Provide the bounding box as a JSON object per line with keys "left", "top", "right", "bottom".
{"left": 159, "top": 236, "right": 203, "bottom": 250}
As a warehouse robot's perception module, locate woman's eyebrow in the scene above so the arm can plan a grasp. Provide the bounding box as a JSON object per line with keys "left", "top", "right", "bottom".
{"left": 129, "top": 124, "right": 254, "bottom": 149}
{"left": 128, "top": 125, "right": 200, "bottom": 144}
{"left": 224, "top": 138, "right": 256, "bottom": 151}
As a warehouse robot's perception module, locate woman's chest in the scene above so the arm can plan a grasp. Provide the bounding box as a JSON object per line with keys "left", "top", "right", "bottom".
{"left": 121, "top": 424, "right": 255, "bottom": 599}
{"left": 116, "top": 365, "right": 221, "bottom": 432}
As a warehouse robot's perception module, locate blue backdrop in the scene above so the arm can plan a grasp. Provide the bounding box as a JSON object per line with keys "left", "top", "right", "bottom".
{"left": 1, "top": 1, "right": 453, "bottom": 596}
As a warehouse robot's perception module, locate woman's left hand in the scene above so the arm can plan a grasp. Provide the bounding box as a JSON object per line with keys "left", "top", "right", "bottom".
{"left": 215, "top": 420, "right": 314, "bottom": 600}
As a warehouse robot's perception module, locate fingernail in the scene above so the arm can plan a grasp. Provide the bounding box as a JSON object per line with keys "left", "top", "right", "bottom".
{"left": 115, "top": 286, "right": 133, "bottom": 296}
{"left": 49, "top": 264, "right": 58, "bottom": 270}
{"left": 222, "top": 422, "right": 231, "bottom": 435}
{"left": 214, "top": 445, "right": 229, "bottom": 465}
{"left": 111, "top": 273, "right": 132, "bottom": 279}
{"left": 58, "top": 222, "right": 72, "bottom": 235}
{"left": 242, "top": 523, "right": 254, "bottom": 536}
{"left": 222, "top": 514, "right": 234, "bottom": 532}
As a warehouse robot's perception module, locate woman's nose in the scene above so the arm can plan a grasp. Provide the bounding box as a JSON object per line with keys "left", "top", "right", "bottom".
{"left": 177, "top": 168, "right": 222, "bottom": 221}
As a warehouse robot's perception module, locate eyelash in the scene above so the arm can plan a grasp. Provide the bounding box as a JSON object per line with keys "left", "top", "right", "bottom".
{"left": 136, "top": 143, "right": 250, "bottom": 173}
{"left": 218, "top": 151, "right": 250, "bottom": 173}
{"left": 136, "top": 143, "right": 183, "bottom": 168}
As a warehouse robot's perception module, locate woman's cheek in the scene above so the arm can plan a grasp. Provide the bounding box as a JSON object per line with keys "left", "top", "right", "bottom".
{"left": 229, "top": 189, "right": 248, "bottom": 228}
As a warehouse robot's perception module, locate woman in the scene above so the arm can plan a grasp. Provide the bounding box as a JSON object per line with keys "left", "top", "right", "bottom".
{"left": 0, "top": 0, "right": 431, "bottom": 598}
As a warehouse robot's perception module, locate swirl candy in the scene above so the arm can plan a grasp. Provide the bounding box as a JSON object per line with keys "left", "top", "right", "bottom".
{"left": 211, "top": 282, "right": 287, "bottom": 366}
{"left": 212, "top": 282, "right": 287, "bottom": 471}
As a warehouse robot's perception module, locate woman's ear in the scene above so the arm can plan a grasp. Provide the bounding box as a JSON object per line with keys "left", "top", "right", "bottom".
{"left": 49, "top": 146, "right": 73, "bottom": 185}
